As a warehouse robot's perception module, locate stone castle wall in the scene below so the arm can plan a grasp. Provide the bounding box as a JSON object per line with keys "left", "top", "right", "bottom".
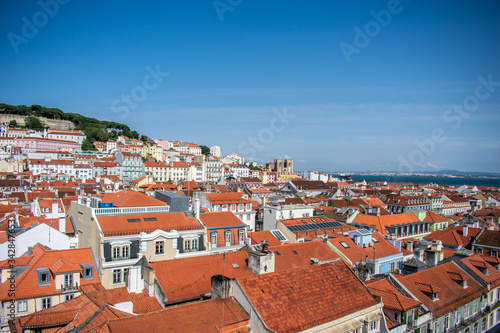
{"left": 0, "top": 113, "right": 75, "bottom": 130}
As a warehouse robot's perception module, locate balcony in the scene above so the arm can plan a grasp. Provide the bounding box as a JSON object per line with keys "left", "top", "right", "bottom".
{"left": 61, "top": 283, "right": 79, "bottom": 292}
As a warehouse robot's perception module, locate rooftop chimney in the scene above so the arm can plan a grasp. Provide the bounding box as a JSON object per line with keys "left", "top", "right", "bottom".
{"left": 463, "top": 225, "right": 469, "bottom": 237}
{"left": 194, "top": 197, "right": 200, "bottom": 220}
{"left": 407, "top": 240, "right": 413, "bottom": 252}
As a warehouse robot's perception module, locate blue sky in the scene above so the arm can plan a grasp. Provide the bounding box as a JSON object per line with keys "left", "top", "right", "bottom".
{"left": 1, "top": 0, "right": 499, "bottom": 173}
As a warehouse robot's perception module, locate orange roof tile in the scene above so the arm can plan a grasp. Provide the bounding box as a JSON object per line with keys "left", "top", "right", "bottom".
{"left": 0, "top": 247, "right": 99, "bottom": 301}
{"left": 396, "top": 261, "right": 486, "bottom": 318}
{"left": 104, "top": 297, "right": 249, "bottom": 333}
{"left": 237, "top": 260, "right": 379, "bottom": 332}
{"left": 367, "top": 278, "right": 421, "bottom": 311}
{"left": 97, "top": 213, "right": 202, "bottom": 237}
{"left": 199, "top": 212, "right": 246, "bottom": 228}
{"left": 100, "top": 190, "right": 166, "bottom": 207}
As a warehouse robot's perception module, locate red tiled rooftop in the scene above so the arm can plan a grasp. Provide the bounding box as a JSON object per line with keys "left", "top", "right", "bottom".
{"left": 97, "top": 213, "right": 202, "bottom": 237}
{"left": 237, "top": 260, "right": 379, "bottom": 332}
{"left": 104, "top": 297, "right": 249, "bottom": 333}
{"left": 199, "top": 211, "right": 246, "bottom": 228}
{"left": 100, "top": 190, "right": 167, "bottom": 207}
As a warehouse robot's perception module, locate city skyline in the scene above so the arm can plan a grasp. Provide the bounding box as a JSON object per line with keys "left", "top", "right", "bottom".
{"left": 1, "top": 1, "right": 499, "bottom": 172}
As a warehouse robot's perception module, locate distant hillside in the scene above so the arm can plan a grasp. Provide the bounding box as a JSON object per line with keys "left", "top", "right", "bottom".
{"left": 0, "top": 103, "right": 141, "bottom": 150}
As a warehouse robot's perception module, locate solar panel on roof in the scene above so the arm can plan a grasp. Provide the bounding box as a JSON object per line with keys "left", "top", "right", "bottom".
{"left": 287, "top": 221, "right": 342, "bottom": 233}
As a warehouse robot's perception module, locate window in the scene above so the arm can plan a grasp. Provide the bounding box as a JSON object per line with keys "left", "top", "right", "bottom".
{"left": 64, "top": 274, "right": 73, "bottom": 287}
{"left": 184, "top": 239, "right": 190, "bottom": 252}
{"left": 155, "top": 241, "right": 164, "bottom": 255}
{"left": 491, "top": 314, "right": 494, "bottom": 327}
{"left": 18, "top": 300, "right": 27, "bottom": 313}
{"left": 42, "top": 297, "right": 51, "bottom": 309}
{"left": 444, "top": 315, "right": 450, "bottom": 331}
{"left": 211, "top": 232, "right": 218, "bottom": 247}
{"left": 339, "top": 241, "right": 350, "bottom": 248}
{"left": 113, "top": 247, "right": 120, "bottom": 260}
{"left": 112, "top": 269, "right": 121, "bottom": 284}
{"left": 497, "top": 309, "right": 500, "bottom": 322}
{"left": 65, "top": 294, "right": 74, "bottom": 301}
{"left": 474, "top": 322, "right": 478, "bottom": 333}
{"left": 476, "top": 248, "right": 484, "bottom": 254}
{"left": 239, "top": 229, "right": 245, "bottom": 245}
{"left": 455, "top": 310, "right": 460, "bottom": 326}
{"left": 482, "top": 317, "right": 487, "bottom": 332}
{"left": 465, "top": 304, "right": 470, "bottom": 318}
{"left": 370, "top": 321, "right": 377, "bottom": 330}
{"left": 230, "top": 204, "right": 236, "bottom": 211}
{"left": 390, "top": 261, "right": 396, "bottom": 272}
{"left": 122, "top": 246, "right": 129, "bottom": 259}
{"left": 225, "top": 230, "right": 232, "bottom": 246}
{"left": 192, "top": 239, "right": 198, "bottom": 251}
{"left": 492, "top": 251, "right": 498, "bottom": 257}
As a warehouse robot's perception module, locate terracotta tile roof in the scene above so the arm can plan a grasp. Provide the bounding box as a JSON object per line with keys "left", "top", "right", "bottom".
{"left": 97, "top": 213, "right": 203, "bottom": 237}
{"left": 270, "top": 241, "right": 340, "bottom": 272}
{"left": 460, "top": 254, "right": 500, "bottom": 288}
{"left": 102, "top": 297, "right": 248, "bottom": 333}
{"left": 200, "top": 212, "right": 247, "bottom": 228}
{"left": 150, "top": 241, "right": 339, "bottom": 305}
{"left": 49, "top": 258, "right": 82, "bottom": 274}
{"left": 237, "top": 260, "right": 379, "bottom": 332}
{"left": 422, "top": 211, "right": 451, "bottom": 223}
{"left": 14, "top": 285, "right": 161, "bottom": 332}
{"left": 474, "top": 229, "right": 500, "bottom": 248}
{"left": 396, "top": 261, "right": 486, "bottom": 318}
{"left": 0, "top": 247, "right": 99, "bottom": 301}
{"left": 353, "top": 213, "right": 422, "bottom": 236}
{"left": 424, "top": 226, "right": 481, "bottom": 248}
{"left": 205, "top": 193, "right": 251, "bottom": 204}
{"left": 329, "top": 232, "right": 401, "bottom": 263}
{"left": 100, "top": 190, "right": 166, "bottom": 207}
{"left": 150, "top": 250, "right": 253, "bottom": 304}
{"left": 367, "top": 278, "right": 421, "bottom": 311}
{"left": 248, "top": 230, "right": 285, "bottom": 246}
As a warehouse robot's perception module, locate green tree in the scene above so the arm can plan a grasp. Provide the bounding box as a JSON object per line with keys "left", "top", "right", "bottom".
{"left": 141, "top": 135, "right": 149, "bottom": 144}
{"left": 82, "top": 139, "right": 97, "bottom": 151}
{"left": 9, "top": 120, "right": 17, "bottom": 127}
{"left": 200, "top": 145, "right": 210, "bottom": 156}
{"left": 24, "top": 116, "right": 44, "bottom": 130}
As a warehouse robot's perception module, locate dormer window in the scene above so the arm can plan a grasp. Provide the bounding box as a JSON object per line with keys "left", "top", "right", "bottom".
{"left": 80, "top": 263, "right": 94, "bottom": 281}
{"left": 36, "top": 268, "right": 51, "bottom": 287}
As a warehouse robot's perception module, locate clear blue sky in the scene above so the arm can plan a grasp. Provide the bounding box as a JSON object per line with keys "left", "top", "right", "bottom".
{"left": 1, "top": 1, "right": 499, "bottom": 173}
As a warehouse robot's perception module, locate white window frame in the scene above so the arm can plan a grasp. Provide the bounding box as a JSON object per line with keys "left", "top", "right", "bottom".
{"left": 112, "top": 269, "right": 122, "bottom": 284}
{"left": 17, "top": 300, "right": 27, "bottom": 313}
{"left": 155, "top": 241, "right": 164, "bottom": 255}
{"left": 225, "top": 230, "right": 231, "bottom": 246}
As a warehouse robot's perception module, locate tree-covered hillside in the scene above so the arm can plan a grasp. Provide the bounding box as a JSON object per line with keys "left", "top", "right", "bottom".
{"left": 0, "top": 103, "right": 141, "bottom": 149}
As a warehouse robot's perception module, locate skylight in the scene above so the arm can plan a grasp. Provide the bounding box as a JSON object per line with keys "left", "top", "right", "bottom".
{"left": 340, "top": 241, "right": 350, "bottom": 248}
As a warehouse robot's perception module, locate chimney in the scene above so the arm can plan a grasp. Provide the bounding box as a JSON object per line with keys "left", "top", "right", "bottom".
{"left": 194, "top": 197, "right": 200, "bottom": 220}
{"left": 463, "top": 225, "right": 469, "bottom": 237}
{"left": 425, "top": 240, "right": 443, "bottom": 267}
{"left": 211, "top": 275, "right": 233, "bottom": 299}
{"left": 59, "top": 218, "right": 66, "bottom": 233}
{"left": 407, "top": 240, "right": 413, "bottom": 252}
{"left": 248, "top": 244, "right": 275, "bottom": 275}
{"left": 52, "top": 200, "right": 58, "bottom": 214}
{"left": 414, "top": 248, "right": 424, "bottom": 262}
{"left": 127, "top": 266, "right": 144, "bottom": 294}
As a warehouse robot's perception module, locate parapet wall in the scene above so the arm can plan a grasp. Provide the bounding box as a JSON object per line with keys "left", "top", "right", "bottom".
{"left": 0, "top": 113, "right": 75, "bottom": 130}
